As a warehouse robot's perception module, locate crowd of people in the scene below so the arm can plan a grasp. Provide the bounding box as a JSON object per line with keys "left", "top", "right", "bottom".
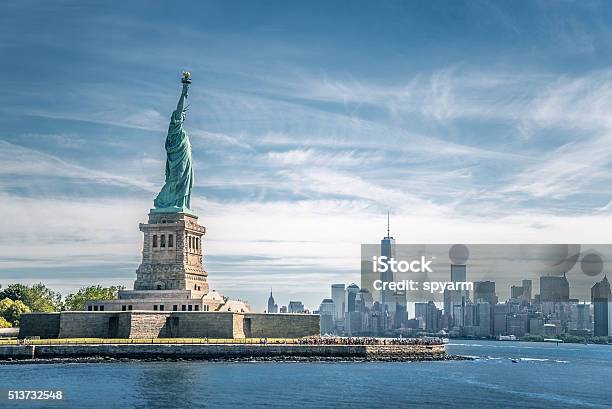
{"left": 296, "top": 337, "right": 444, "bottom": 345}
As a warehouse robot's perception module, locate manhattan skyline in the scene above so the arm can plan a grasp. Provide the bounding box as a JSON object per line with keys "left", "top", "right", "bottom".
{"left": 4, "top": 1, "right": 612, "bottom": 311}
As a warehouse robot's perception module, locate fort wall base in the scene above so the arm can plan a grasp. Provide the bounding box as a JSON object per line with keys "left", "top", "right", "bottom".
{"left": 0, "top": 343, "right": 446, "bottom": 361}
{"left": 19, "top": 311, "right": 320, "bottom": 340}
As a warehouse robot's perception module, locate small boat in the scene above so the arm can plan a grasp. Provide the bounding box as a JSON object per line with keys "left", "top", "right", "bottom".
{"left": 498, "top": 335, "right": 517, "bottom": 341}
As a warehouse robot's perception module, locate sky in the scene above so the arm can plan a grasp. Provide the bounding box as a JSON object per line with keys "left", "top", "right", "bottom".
{"left": 2, "top": 0, "right": 612, "bottom": 311}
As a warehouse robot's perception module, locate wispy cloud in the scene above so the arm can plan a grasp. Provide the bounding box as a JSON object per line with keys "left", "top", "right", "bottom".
{"left": 263, "top": 67, "right": 542, "bottom": 123}
{"left": 263, "top": 148, "right": 379, "bottom": 167}
{"left": 503, "top": 69, "right": 612, "bottom": 199}
{"left": 502, "top": 135, "right": 612, "bottom": 198}
{"left": 0, "top": 140, "right": 157, "bottom": 193}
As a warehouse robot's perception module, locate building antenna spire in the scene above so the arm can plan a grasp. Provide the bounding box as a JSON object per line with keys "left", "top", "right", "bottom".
{"left": 387, "top": 209, "right": 390, "bottom": 237}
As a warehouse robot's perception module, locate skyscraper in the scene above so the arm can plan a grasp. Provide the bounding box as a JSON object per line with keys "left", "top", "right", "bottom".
{"left": 356, "top": 289, "right": 373, "bottom": 312}
{"left": 540, "top": 273, "right": 570, "bottom": 302}
{"left": 493, "top": 303, "right": 512, "bottom": 336}
{"left": 522, "top": 280, "right": 532, "bottom": 302}
{"left": 472, "top": 281, "right": 496, "bottom": 337}
{"left": 393, "top": 291, "right": 407, "bottom": 328}
{"left": 575, "top": 303, "right": 592, "bottom": 331}
{"left": 380, "top": 211, "right": 396, "bottom": 312}
{"left": 511, "top": 285, "right": 524, "bottom": 299}
{"left": 415, "top": 302, "right": 428, "bottom": 321}
{"left": 476, "top": 301, "right": 492, "bottom": 337}
{"left": 288, "top": 301, "right": 305, "bottom": 313}
{"left": 267, "top": 289, "right": 278, "bottom": 313}
{"left": 510, "top": 280, "right": 532, "bottom": 304}
{"left": 473, "top": 281, "right": 497, "bottom": 305}
{"left": 609, "top": 296, "right": 612, "bottom": 337}
{"left": 331, "top": 284, "right": 346, "bottom": 322}
{"left": 415, "top": 301, "right": 441, "bottom": 332}
{"left": 445, "top": 264, "right": 468, "bottom": 326}
{"left": 318, "top": 299, "right": 335, "bottom": 334}
{"left": 592, "top": 276, "right": 611, "bottom": 336}
{"left": 450, "top": 264, "right": 467, "bottom": 283}
{"left": 427, "top": 301, "right": 442, "bottom": 332}
{"left": 346, "top": 283, "right": 360, "bottom": 313}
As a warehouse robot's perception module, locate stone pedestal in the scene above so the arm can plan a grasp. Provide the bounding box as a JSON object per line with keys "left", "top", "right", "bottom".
{"left": 134, "top": 211, "right": 209, "bottom": 296}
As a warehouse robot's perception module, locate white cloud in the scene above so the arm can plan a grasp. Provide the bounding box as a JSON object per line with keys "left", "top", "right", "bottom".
{"left": 123, "top": 109, "right": 166, "bottom": 131}
{"left": 264, "top": 148, "right": 379, "bottom": 167}
{"left": 0, "top": 193, "right": 144, "bottom": 269}
{"left": 526, "top": 70, "right": 612, "bottom": 131}
{"left": 502, "top": 135, "right": 612, "bottom": 198}
{"left": 190, "top": 130, "right": 253, "bottom": 150}
{"left": 22, "top": 133, "right": 87, "bottom": 149}
{"left": 0, "top": 140, "right": 158, "bottom": 193}
{"left": 269, "top": 67, "right": 541, "bottom": 123}
{"left": 503, "top": 69, "right": 612, "bottom": 198}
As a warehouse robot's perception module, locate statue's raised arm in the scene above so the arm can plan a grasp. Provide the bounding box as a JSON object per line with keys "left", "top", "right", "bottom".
{"left": 173, "top": 71, "right": 191, "bottom": 121}
{"left": 152, "top": 71, "right": 195, "bottom": 213}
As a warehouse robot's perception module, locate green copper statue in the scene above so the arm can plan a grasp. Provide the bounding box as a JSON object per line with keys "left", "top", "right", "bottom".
{"left": 153, "top": 71, "right": 194, "bottom": 214}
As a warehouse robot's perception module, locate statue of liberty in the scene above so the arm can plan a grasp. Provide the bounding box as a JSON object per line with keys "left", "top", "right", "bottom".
{"left": 153, "top": 71, "right": 194, "bottom": 213}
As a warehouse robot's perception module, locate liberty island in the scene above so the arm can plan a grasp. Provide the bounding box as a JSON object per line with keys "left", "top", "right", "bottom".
{"left": 1, "top": 72, "right": 446, "bottom": 361}
{"left": 13, "top": 72, "right": 321, "bottom": 342}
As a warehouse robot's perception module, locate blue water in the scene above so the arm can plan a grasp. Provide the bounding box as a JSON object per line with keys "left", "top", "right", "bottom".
{"left": 0, "top": 340, "right": 611, "bottom": 408}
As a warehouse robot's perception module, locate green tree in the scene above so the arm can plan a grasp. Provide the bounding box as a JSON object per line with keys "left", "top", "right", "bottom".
{"left": 64, "top": 285, "right": 124, "bottom": 311}
{"left": 0, "top": 316, "right": 12, "bottom": 328}
{"left": 521, "top": 334, "right": 544, "bottom": 342}
{"left": 0, "top": 283, "right": 62, "bottom": 312}
{"left": 0, "top": 284, "right": 29, "bottom": 303}
{"left": 0, "top": 298, "right": 31, "bottom": 326}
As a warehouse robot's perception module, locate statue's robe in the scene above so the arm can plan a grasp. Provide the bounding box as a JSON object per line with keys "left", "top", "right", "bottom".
{"left": 153, "top": 108, "right": 193, "bottom": 210}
